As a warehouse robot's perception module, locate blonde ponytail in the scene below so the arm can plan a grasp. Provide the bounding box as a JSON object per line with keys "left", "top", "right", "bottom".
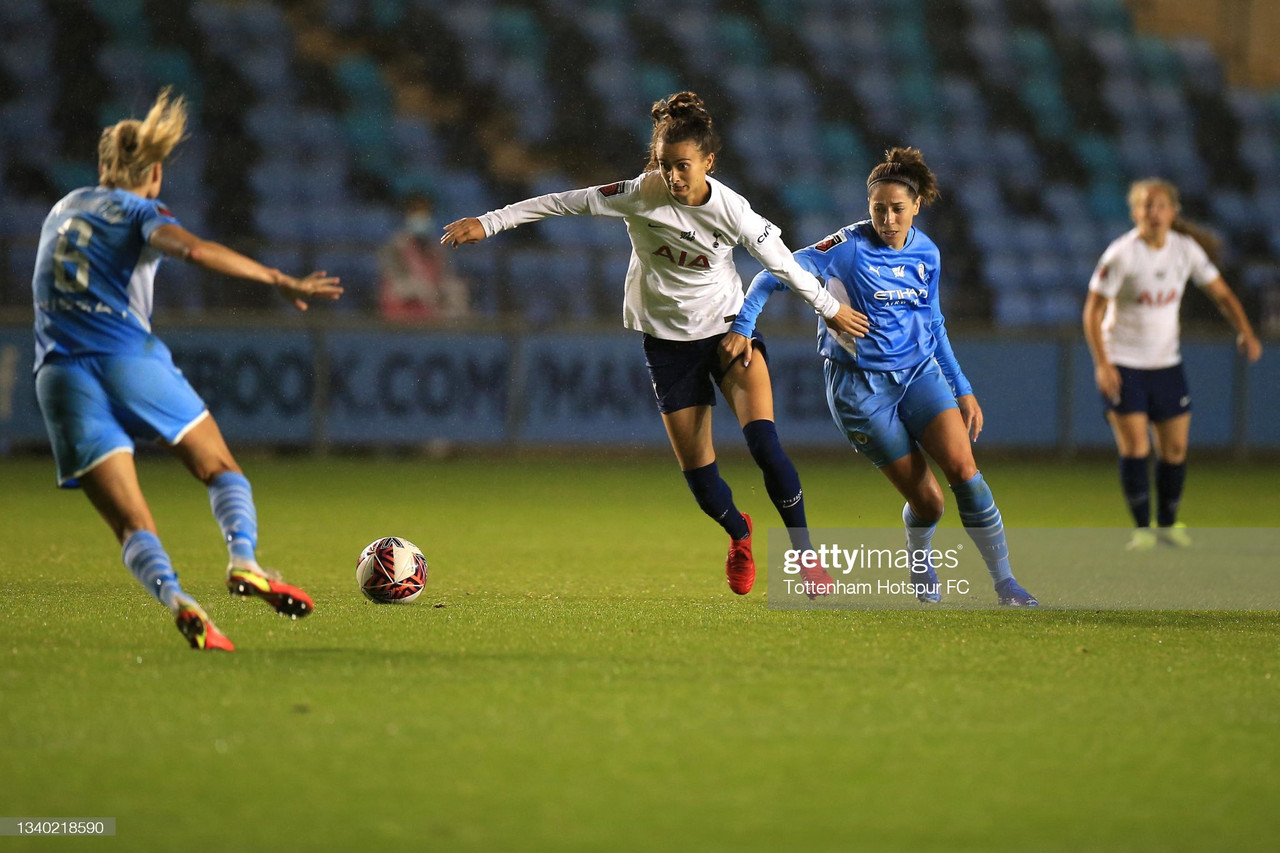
{"left": 98, "top": 88, "right": 188, "bottom": 190}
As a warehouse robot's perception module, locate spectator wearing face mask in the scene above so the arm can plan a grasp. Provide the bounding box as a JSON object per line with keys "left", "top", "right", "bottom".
{"left": 378, "top": 193, "right": 468, "bottom": 322}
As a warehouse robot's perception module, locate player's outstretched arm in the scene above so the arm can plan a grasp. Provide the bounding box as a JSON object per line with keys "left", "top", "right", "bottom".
{"left": 441, "top": 217, "right": 487, "bottom": 248}
{"left": 149, "top": 224, "right": 342, "bottom": 310}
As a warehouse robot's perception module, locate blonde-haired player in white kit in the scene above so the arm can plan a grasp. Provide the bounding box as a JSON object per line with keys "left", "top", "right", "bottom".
{"left": 1083, "top": 178, "right": 1262, "bottom": 550}
{"left": 443, "top": 91, "right": 869, "bottom": 594}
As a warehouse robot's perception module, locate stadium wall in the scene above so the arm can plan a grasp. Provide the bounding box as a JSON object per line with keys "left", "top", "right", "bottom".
{"left": 2, "top": 325, "right": 1276, "bottom": 454}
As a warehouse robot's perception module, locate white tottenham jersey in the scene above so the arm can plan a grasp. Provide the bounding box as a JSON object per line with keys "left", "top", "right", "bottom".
{"left": 1088, "top": 228, "right": 1220, "bottom": 369}
{"left": 478, "top": 171, "right": 839, "bottom": 340}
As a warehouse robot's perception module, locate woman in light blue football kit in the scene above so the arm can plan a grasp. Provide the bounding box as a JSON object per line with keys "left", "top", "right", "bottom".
{"left": 727, "top": 148, "right": 1038, "bottom": 606}
{"left": 32, "top": 90, "right": 343, "bottom": 650}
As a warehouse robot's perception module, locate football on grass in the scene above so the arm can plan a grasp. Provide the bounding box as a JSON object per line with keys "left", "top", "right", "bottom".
{"left": 356, "top": 537, "right": 428, "bottom": 603}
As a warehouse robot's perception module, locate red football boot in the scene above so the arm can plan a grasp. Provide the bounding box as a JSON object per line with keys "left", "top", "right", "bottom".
{"left": 175, "top": 602, "right": 235, "bottom": 652}
{"left": 226, "top": 565, "right": 314, "bottom": 619}
{"left": 725, "top": 513, "right": 755, "bottom": 595}
{"left": 799, "top": 554, "right": 836, "bottom": 600}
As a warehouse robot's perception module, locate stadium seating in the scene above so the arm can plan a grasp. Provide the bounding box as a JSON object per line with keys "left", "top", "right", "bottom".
{"left": 1, "top": 0, "right": 1278, "bottom": 326}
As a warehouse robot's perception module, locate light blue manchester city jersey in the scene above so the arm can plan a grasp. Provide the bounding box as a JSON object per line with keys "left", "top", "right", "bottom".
{"left": 32, "top": 186, "right": 180, "bottom": 370}
{"left": 734, "top": 221, "right": 972, "bottom": 396}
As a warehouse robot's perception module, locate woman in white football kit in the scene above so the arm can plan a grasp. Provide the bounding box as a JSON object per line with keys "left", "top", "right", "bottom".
{"left": 32, "top": 91, "right": 341, "bottom": 651}
{"left": 1083, "top": 178, "right": 1262, "bottom": 549}
{"left": 443, "top": 92, "right": 868, "bottom": 594}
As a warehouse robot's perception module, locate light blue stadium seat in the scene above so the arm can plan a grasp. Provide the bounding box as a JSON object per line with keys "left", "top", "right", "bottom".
{"left": 1061, "top": 222, "right": 1102, "bottom": 258}
{"left": 968, "top": 25, "right": 1017, "bottom": 87}
{"left": 1208, "top": 192, "right": 1255, "bottom": 234}
{"left": 508, "top": 249, "right": 593, "bottom": 325}
{"left": 994, "top": 291, "right": 1035, "bottom": 327}
{"left": 1135, "top": 35, "right": 1182, "bottom": 86}
{"left": 347, "top": 206, "right": 401, "bottom": 244}
{"left": 1012, "top": 28, "right": 1060, "bottom": 78}
{"left": 1087, "top": 0, "right": 1132, "bottom": 33}
{"left": 239, "top": 51, "right": 295, "bottom": 99}
{"left": 1043, "top": 184, "right": 1090, "bottom": 224}
{"left": 1168, "top": 37, "right": 1222, "bottom": 92}
{"left": 391, "top": 118, "right": 441, "bottom": 164}
{"left": 0, "top": 1, "right": 51, "bottom": 29}
{"left": 1090, "top": 32, "right": 1138, "bottom": 75}
{"left": 90, "top": 0, "right": 150, "bottom": 46}
{"left": 154, "top": 263, "right": 206, "bottom": 314}
{"left": 0, "top": 37, "right": 52, "bottom": 86}
{"left": 1088, "top": 182, "right": 1131, "bottom": 222}
{"left": 1038, "top": 288, "right": 1082, "bottom": 325}
{"left": 992, "top": 131, "right": 1043, "bottom": 190}
{"left": 940, "top": 76, "right": 988, "bottom": 126}
{"left": 313, "top": 248, "right": 380, "bottom": 311}
{"left": 494, "top": 5, "right": 545, "bottom": 63}
{"left": 0, "top": 98, "right": 53, "bottom": 148}
{"left": 254, "top": 203, "right": 309, "bottom": 243}
{"left": 984, "top": 253, "right": 1025, "bottom": 294}
{"left": 1021, "top": 75, "right": 1073, "bottom": 138}
{"left": 1076, "top": 134, "right": 1124, "bottom": 182}
{"left": 294, "top": 111, "right": 346, "bottom": 160}
{"left": 1254, "top": 187, "right": 1280, "bottom": 222}
{"left": 1157, "top": 133, "right": 1205, "bottom": 192}
{"left": 1240, "top": 263, "right": 1278, "bottom": 292}
{"left": 1117, "top": 129, "right": 1164, "bottom": 177}
{"left": 0, "top": 200, "right": 53, "bottom": 237}
{"left": 1042, "top": 0, "right": 1091, "bottom": 40}
{"left": 47, "top": 161, "right": 97, "bottom": 195}
{"left": 335, "top": 56, "right": 393, "bottom": 113}
{"left": 251, "top": 159, "right": 305, "bottom": 203}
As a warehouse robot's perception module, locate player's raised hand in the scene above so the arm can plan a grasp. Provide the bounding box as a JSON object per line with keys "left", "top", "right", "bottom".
{"left": 825, "top": 303, "right": 871, "bottom": 338}
{"left": 719, "top": 332, "right": 754, "bottom": 367}
{"left": 441, "top": 218, "right": 487, "bottom": 248}
{"left": 278, "top": 271, "right": 342, "bottom": 311}
{"left": 957, "top": 394, "right": 984, "bottom": 442}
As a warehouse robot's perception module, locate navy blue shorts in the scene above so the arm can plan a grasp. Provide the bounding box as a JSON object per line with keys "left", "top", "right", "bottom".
{"left": 642, "top": 331, "right": 767, "bottom": 414}
{"left": 1107, "top": 364, "right": 1191, "bottom": 422}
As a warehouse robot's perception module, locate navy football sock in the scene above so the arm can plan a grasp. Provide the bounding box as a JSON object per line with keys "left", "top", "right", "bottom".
{"left": 1155, "top": 460, "right": 1186, "bottom": 527}
{"left": 742, "top": 419, "right": 813, "bottom": 551}
{"left": 1119, "top": 456, "right": 1151, "bottom": 527}
{"left": 682, "top": 461, "right": 750, "bottom": 540}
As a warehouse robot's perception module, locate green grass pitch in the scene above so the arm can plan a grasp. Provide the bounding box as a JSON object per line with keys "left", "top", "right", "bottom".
{"left": 2, "top": 453, "right": 1278, "bottom": 851}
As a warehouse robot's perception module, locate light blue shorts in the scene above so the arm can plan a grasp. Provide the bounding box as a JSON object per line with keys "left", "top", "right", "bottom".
{"left": 35, "top": 351, "right": 208, "bottom": 488}
{"left": 824, "top": 357, "right": 958, "bottom": 468}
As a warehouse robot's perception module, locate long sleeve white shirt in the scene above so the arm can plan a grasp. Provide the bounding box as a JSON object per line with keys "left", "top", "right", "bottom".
{"left": 478, "top": 171, "right": 839, "bottom": 340}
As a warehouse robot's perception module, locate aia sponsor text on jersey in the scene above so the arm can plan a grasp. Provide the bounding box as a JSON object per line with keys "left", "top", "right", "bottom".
{"left": 652, "top": 244, "right": 710, "bottom": 270}
{"left": 1137, "top": 289, "right": 1179, "bottom": 307}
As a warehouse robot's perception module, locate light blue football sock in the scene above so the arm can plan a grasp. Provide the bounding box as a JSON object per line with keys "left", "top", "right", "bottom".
{"left": 903, "top": 502, "right": 940, "bottom": 573}
{"left": 122, "top": 530, "right": 185, "bottom": 610}
{"left": 208, "top": 471, "right": 258, "bottom": 565}
{"left": 950, "top": 472, "right": 1013, "bottom": 584}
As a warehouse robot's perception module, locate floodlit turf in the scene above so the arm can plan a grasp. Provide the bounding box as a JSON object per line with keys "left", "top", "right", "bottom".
{"left": 1, "top": 454, "right": 1278, "bottom": 851}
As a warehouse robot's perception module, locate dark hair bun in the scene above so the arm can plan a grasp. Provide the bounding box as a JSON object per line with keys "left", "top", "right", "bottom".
{"left": 652, "top": 91, "right": 709, "bottom": 125}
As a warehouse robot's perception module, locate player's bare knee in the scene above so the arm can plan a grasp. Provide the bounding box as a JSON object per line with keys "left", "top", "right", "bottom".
{"left": 913, "top": 492, "right": 945, "bottom": 523}
{"left": 190, "top": 457, "right": 242, "bottom": 485}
